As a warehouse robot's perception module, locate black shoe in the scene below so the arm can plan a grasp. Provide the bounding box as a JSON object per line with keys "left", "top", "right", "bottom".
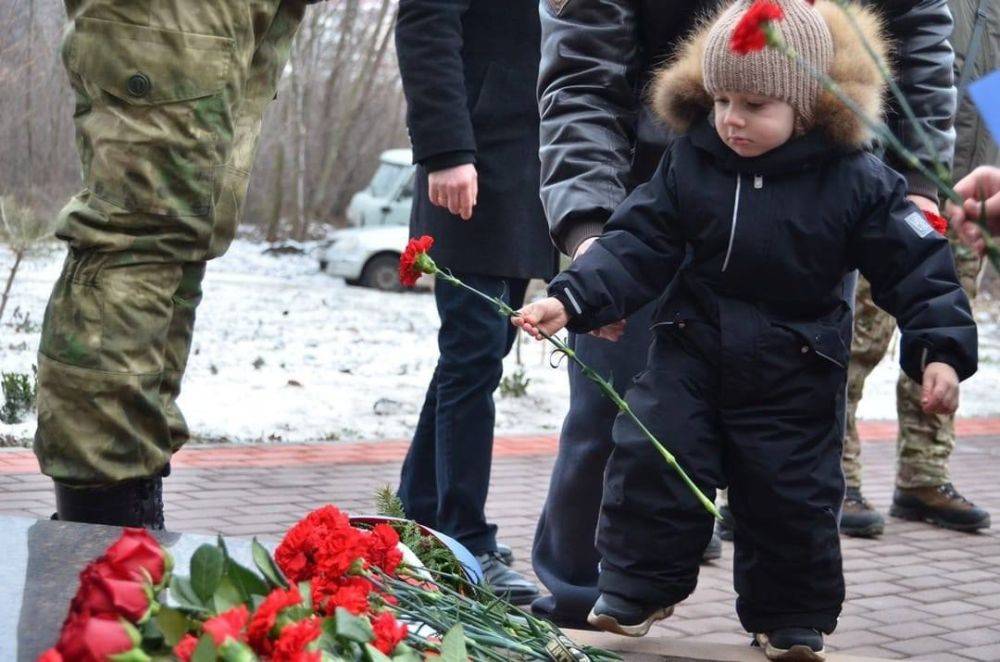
{"left": 717, "top": 504, "right": 735, "bottom": 541}
{"left": 496, "top": 542, "right": 514, "bottom": 566}
{"left": 702, "top": 529, "right": 722, "bottom": 562}
{"left": 839, "top": 486, "right": 884, "bottom": 538}
{"left": 476, "top": 551, "right": 540, "bottom": 606}
{"left": 54, "top": 475, "right": 165, "bottom": 530}
{"left": 587, "top": 593, "right": 674, "bottom": 637}
{"left": 530, "top": 596, "right": 599, "bottom": 631}
{"left": 753, "top": 628, "right": 825, "bottom": 661}
{"left": 890, "top": 483, "right": 991, "bottom": 532}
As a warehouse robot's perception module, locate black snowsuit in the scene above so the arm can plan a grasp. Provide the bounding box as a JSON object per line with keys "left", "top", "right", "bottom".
{"left": 548, "top": 118, "right": 978, "bottom": 633}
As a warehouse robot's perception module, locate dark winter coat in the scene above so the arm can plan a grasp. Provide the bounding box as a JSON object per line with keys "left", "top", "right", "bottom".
{"left": 548, "top": 2, "right": 978, "bottom": 385}
{"left": 395, "top": 0, "right": 559, "bottom": 280}
{"left": 539, "top": 0, "right": 959, "bottom": 257}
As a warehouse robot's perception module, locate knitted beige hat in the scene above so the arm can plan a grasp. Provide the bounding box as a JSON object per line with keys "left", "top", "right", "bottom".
{"left": 702, "top": 0, "right": 834, "bottom": 125}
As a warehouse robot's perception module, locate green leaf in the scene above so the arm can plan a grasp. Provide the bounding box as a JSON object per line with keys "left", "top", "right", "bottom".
{"left": 212, "top": 574, "right": 245, "bottom": 613}
{"left": 364, "top": 644, "right": 392, "bottom": 662}
{"left": 335, "top": 606, "right": 374, "bottom": 643}
{"left": 154, "top": 607, "right": 192, "bottom": 647}
{"left": 190, "top": 635, "right": 216, "bottom": 662}
{"left": 169, "top": 576, "right": 209, "bottom": 613}
{"left": 440, "top": 624, "right": 468, "bottom": 662}
{"left": 252, "top": 538, "right": 288, "bottom": 588}
{"left": 226, "top": 556, "right": 269, "bottom": 600}
{"left": 390, "top": 644, "right": 424, "bottom": 662}
{"left": 190, "top": 544, "right": 225, "bottom": 604}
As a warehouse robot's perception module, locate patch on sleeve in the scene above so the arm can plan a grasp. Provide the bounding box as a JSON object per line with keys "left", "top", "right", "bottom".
{"left": 546, "top": 0, "right": 570, "bottom": 15}
{"left": 903, "top": 211, "right": 934, "bottom": 238}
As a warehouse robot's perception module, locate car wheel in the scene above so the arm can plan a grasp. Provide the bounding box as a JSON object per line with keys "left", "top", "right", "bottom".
{"left": 360, "top": 254, "right": 402, "bottom": 292}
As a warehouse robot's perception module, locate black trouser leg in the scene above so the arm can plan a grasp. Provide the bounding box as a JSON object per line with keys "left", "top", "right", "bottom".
{"left": 398, "top": 273, "right": 527, "bottom": 554}
{"left": 532, "top": 303, "right": 654, "bottom": 620}
{"left": 596, "top": 329, "right": 723, "bottom": 606}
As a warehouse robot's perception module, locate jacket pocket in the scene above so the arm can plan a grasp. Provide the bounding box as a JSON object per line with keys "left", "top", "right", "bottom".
{"left": 772, "top": 320, "right": 850, "bottom": 369}
{"left": 65, "top": 17, "right": 235, "bottom": 217}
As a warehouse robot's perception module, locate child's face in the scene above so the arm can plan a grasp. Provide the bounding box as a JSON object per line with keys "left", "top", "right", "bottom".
{"left": 712, "top": 92, "right": 795, "bottom": 158}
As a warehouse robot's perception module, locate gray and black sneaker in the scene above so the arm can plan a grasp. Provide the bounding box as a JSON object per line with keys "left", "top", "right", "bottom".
{"left": 476, "top": 551, "right": 539, "bottom": 605}
{"left": 753, "top": 627, "right": 825, "bottom": 661}
{"left": 840, "top": 486, "right": 884, "bottom": 538}
{"left": 587, "top": 593, "right": 674, "bottom": 637}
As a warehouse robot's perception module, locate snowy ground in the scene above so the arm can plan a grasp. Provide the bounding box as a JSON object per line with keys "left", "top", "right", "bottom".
{"left": 2, "top": 239, "right": 999, "bottom": 445}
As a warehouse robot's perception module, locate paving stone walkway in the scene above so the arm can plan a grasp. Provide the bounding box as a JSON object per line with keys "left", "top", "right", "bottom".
{"left": 2, "top": 419, "right": 999, "bottom": 660}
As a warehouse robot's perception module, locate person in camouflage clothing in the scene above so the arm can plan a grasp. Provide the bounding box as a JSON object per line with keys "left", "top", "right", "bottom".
{"left": 841, "top": 0, "right": 997, "bottom": 537}
{"left": 35, "top": 0, "right": 322, "bottom": 529}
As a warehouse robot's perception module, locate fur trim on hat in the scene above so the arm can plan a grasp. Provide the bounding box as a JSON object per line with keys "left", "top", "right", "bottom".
{"left": 649, "top": 0, "right": 888, "bottom": 149}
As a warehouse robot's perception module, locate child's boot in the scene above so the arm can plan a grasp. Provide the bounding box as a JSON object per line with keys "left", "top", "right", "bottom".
{"left": 753, "top": 627, "right": 825, "bottom": 661}
{"left": 586, "top": 592, "right": 674, "bottom": 637}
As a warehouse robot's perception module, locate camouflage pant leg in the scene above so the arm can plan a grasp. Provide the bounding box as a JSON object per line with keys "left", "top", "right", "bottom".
{"left": 895, "top": 250, "right": 982, "bottom": 489}
{"left": 35, "top": 0, "right": 305, "bottom": 486}
{"left": 843, "top": 276, "right": 895, "bottom": 489}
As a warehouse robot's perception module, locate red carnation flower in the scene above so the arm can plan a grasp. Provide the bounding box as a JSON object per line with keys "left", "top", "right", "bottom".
{"left": 203, "top": 604, "right": 249, "bottom": 646}
{"left": 248, "top": 585, "right": 304, "bottom": 654}
{"left": 372, "top": 612, "right": 409, "bottom": 655}
{"left": 312, "top": 575, "right": 373, "bottom": 616}
{"left": 276, "top": 505, "right": 369, "bottom": 583}
{"left": 399, "top": 235, "right": 435, "bottom": 286}
{"left": 365, "top": 523, "right": 403, "bottom": 576}
{"left": 173, "top": 634, "right": 199, "bottom": 662}
{"left": 37, "top": 649, "right": 62, "bottom": 662}
{"left": 925, "top": 210, "right": 949, "bottom": 236}
{"left": 730, "top": 0, "right": 784, "bottom": 54}
{"left": 272, "top": 616, "right": 323, "bottom": 662}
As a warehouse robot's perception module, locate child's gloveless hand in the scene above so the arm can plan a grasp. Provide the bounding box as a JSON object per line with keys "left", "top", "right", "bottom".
{"left": 513, "top": 297, "right": 570, "bottom": 340}
{"left": 921, "top": 362, "right": 960, "bottom": 415}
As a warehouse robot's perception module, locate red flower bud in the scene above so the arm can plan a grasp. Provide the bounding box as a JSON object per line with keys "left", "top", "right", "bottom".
{"left": 103, "top": 528, "right": 171, "bottom": 588}
{"left": 71, "top": 561, "right": 155, "bottom": 623}
{"left": 730, "top": 0, "right": 784, "bottom": 54}
{"left": 173, "top": 634, "right": 199, "bottom": 662}
{"left": 924, "top": 210, "right": 950, "bottom": 236}
{"left": 56, "top": 616, "right": 148, "bottom": 662}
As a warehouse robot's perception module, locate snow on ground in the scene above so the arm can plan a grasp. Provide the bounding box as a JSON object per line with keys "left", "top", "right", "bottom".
{"left": 2, "top": 239, "right": 999, "bottom": 445}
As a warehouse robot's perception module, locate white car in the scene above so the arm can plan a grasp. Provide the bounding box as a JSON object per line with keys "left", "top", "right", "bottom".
{"left": 319, "top": 149, "right": 430, "bottom": 291}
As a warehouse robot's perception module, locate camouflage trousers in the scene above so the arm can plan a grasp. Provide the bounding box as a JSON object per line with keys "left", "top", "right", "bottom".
{"left": 35, "top": 0, "right": 306, "bottom": 486}
{"left": 844, "top": 250, "right": 981, "bottom": 490}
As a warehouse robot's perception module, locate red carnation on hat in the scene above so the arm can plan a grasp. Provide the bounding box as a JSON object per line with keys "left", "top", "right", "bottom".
{"left": 730, "top": 0, "right": 784, "bottom": 54}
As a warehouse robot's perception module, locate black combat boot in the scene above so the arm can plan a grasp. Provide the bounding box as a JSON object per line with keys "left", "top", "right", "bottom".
{"left": 839, "top": 486, "right": 884, "bottom": 537}
{"left": 54, "top": 466, "right": 167, "bottom": 530}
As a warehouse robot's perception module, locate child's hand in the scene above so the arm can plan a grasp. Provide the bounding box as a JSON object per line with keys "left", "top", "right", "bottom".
{"left": 590, "top": 319, "right": 626, "bottom": 342}
{"left": 921, "top": 362, "right": 960, "bottom": 415}
{"left": 513, "top": 297, "right": 570, "bottom": 340}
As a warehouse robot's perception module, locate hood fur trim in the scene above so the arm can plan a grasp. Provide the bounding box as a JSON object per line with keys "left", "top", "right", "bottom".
{"left": 649, "top": 0, "right": 888, "bottom": 149}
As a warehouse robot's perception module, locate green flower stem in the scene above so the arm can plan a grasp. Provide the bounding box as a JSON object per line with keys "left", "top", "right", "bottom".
{"left": 830, "top": 0, "right": 950, "bottom": 184}
{"left": 430, "top": 265, "right": 720, "bottom": 521}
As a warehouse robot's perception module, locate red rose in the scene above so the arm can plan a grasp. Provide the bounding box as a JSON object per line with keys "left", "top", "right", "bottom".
{"left": 36, "top": 649, "right": 62, "bottom": 662}
{"left": 56, "top": 616, "right": 146, "bottom": 662}
{"left": 365, "top": 524, "right": 403, "bottom": 576}
{"left": 248, "top": 585, "right": 303, "bottom": 654}
{"left": 371, "top": 612, "right": 409, "bottom": 655}
{"left": 399, "top": 235, "right": 435, "bottom": 286}
{"left": 730, "top": 0, "right": 784, "bottom": 54}
{"left": 71, "top": 561, "right": 154, "bottom": 623}
{"left": 203, "top": 604, "right": 249, "bottom": 646}
{"left": 103, "top": 528, "right": 171, "bottom": 587}
{"left": 925, "top": 210, "right": 949, "bottom": 236}
{"left": 312, "top": 575, "right": 372, "bottom": 616}
{"left": 272, "top": 617, "right": 322, "bottom": 662}
{"left": 173, "top": 634, "right": 199, "bottom": 662}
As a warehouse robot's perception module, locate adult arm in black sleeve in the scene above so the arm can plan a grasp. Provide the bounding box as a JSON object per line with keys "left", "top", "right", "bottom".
{"left": 877, "top": 0, "right": 957, "bottom": 200}
{"left": 537, "top": 0, "right": 642, "bottom": 257}
{"left": 548, "top": 150, "right": 686, "bottom": 333}
{"left": 395, "top": 0, "right": 475, "bottom": 171}
{"left": 850, "top": 155, "right": 977, "bottom": 383}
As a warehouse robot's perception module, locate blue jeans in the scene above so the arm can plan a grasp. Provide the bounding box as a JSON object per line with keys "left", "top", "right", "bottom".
{"left": 398, "top": 272, "right": 528, "bottom": 555}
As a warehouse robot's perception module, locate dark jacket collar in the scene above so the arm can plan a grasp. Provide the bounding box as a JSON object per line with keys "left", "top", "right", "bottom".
{"left": 687, "top": 118, "right": 855, "bottom": 175}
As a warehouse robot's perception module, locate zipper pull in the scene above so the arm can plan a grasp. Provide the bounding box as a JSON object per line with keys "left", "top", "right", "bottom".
{"left": 754, "top": 174, "right": 763, "bottom": 189}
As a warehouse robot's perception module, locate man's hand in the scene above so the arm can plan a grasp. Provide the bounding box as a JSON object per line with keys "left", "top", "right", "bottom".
{"left": 921, "top": 362, "right": 960, "bottom": 415}
{"left": 946, "top": 165, "right": 1000, "bottom": 257}
{"left": 589, "top": 319, "right": 626, "bottom": 342}
{"left": 513, "top": 297, "right": 570, "bottom": 340}
{"left": 428, "top": 164, "right": 478, "bottom": 220}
